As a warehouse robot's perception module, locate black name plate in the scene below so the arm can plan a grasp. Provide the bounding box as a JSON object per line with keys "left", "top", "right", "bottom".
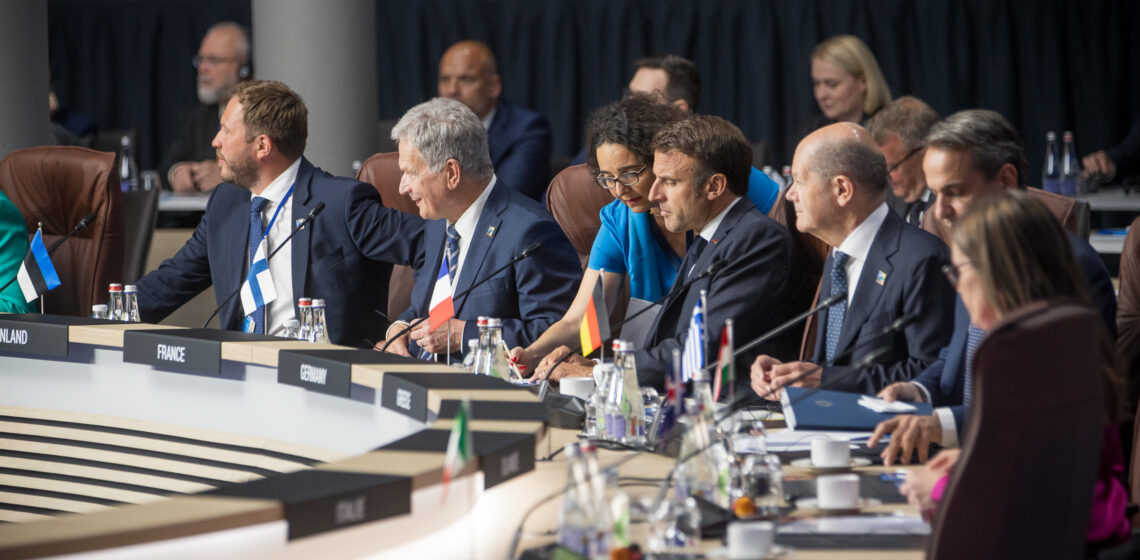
{"left": 278, "top": 351, "right": 353, "bottom": 398}
{"left": 380, "top": 373, "right": 429, "bottom": 422}
{"left": 123, "top": 329, "right": 221, "bottom": 375}
{"left": 480, "top": 432, "right": 536, "bottom": 489}
{"left": 0, "top": 317, "right": 69, "bottom": 357}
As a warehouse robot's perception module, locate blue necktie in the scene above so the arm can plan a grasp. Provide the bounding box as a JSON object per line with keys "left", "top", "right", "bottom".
{"left": 825, "top": 251, "right": 850, "bottom": 363}
{"left": 962, "top": 324, "right": 985, "bottom": 406}
{"left": 445, "top": 224, "right": 460, "bottom": 284}
{"left": 684, "top": 237, "right": 708, "bottom": 278}
{"left": 247, "top": 196, "right": 270, "bottom": 334}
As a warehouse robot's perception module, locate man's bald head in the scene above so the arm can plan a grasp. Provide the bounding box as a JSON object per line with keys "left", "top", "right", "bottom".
{"left": 438, "top": 40, "right": 501, "bottom": 119}
{"left": 797, "top": 122, "right": 888, "bottom": 200}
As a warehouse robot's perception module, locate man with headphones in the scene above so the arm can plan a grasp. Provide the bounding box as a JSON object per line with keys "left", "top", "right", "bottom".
{"left": 160, "top": 22, "right": 252, "bottom": 194}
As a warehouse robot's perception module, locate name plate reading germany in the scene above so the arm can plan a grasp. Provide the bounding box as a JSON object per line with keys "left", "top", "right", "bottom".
{"left": 278, "top": 351, "right": 352, "bottom": 397}
{"left": 0, "top": 316, "right": 69, "bottom": 357}
{"left": 380, "top": 373, "right": 429, "bottom": 422}
{"left": 123, "top": 330, "right": 221, "bottom": 375}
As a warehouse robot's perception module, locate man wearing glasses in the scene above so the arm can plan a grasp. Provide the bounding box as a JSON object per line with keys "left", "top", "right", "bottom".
{"left": 868, "top": 109, "right": 1117, "bottom": 465}
{"left": 160, "top": 22, "right": 251, "bottom": 194}
{"left": 867, "top": 96, "right": 940, "bottom": 226}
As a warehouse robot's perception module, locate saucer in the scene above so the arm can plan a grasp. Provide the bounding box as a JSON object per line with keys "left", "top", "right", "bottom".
{"left": 789, "top": 457, "right": 872, "bottom": 473}
{"left": 794, "top": 497, "right": 883, "bottom": 516}
{"left": 704, "top": 544, "right": 794, "bottom": 559}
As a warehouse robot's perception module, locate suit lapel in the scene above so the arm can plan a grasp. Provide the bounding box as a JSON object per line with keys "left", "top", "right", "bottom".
{"left": 453, "top": 183, "right": 505, "bottom": 312}
{"left": 834, "top": 212, "right": 901, "bottom": 355}
{"left": 813, "top": 253, "right": 835, "bottom": 362}
{"left": 290, "top": 158, "right": 315, "bottom": 299}
{"left": 221, "top": 188, "right": 253, "bottom": 329}
{"left": 419, "top": 223, "right": 446, "bottom": 314}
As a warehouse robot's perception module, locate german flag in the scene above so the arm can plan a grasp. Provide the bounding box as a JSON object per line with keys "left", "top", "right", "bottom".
{"left": 578, "top": 275, "right": 611, "bottom": 356}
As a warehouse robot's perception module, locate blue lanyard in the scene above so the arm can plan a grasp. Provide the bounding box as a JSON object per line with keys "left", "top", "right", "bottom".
{"left": 261, "top": 182, "right": 296, "bottom": 239}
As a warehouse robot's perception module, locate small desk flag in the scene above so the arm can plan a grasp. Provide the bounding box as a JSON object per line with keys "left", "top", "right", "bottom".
{"left": 17, "top": 230, "right": 61, "bottom": 303}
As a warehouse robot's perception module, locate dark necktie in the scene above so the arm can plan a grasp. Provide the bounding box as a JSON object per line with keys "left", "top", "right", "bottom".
{"left": 445, "top": 224, "right": 461, "bottom": 284}
{"left": 962, "top": 324, "right": 986, "bottom": 406}
{"left": 684, "top": 237, "right": 708, "bottom": 278}
{"left": 906, "top": 201, "right": 924, "bottom": 225}
{"left": 247, "top": 196, "right": 270, "bottom": 334}
{"left": 825, "top": 251, "right": 850, "bottom": 363}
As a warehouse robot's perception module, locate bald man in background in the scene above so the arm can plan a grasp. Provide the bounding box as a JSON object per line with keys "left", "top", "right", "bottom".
{"left": 437, "top": 40, "right": 552, "bottom": 201}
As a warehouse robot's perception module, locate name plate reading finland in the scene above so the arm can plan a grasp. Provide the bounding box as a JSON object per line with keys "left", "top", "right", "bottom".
{"left": 278, "top": 351, "right": 353, "bottom": 397}
{"left": 0, "top": 316, "right": 70, "bottom": 357}
{"left": 380, "top": 373, "right": 429, "bottom": 422}
{"left": 123, "top": 330, "right": 222, "bottom": 375}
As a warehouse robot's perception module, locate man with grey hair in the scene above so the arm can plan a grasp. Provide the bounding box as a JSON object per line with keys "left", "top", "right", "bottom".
{"left": 161, "top": 22, "right": 252, "bottom": 193}
{"left": 380, "top": 97, "right": 579, "bottom": 360}
{"left": 867, "top": 96, "right": 940, "bottom": 225}
{"left": 751, "top": 122, "right": 954, "bottom": 398}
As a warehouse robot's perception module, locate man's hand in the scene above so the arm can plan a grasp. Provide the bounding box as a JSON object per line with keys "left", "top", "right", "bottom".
{"left": 168, "top": 163, "right": 198, "bottom": 193}
{"left": 868, "top": 414, "right": 942, "bottom": 466}
{"left": 878, "top": 382, "right": 923, "bottom": 403}
{"left": 410, "top": 318, "right": 465, "bottom": 355}
{"left": 1082, "top": 150, "right": 1116, "bottom": 178}
{"left": 379, "top": 324, "right": 411, "bottom": 357}
{"left": 531, "top": 345, "right": 593, "bottom": 381}
{"left": 191, "top": 160, "right": 223, "bottom": 192}
{"left": 750, "top": 355, "right": 782, "bottom": 399}
{"left": 769, "top": 360, "right": 821, "bottom": 393}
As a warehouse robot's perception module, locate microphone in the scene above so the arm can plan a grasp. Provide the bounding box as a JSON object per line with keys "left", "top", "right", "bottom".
{"left": 697, "top": 289, "right": 848, "bottom": 377}
{"left": 0, "top": 212, "right": 98, "bottom": 294}
{"left": 201, "top": 202, "right": 326, "bottom": 329}
{"left": 535, "top": 259, "right": 725, "bottom": 400}
{"left": 378, "top": 241, "right": 543, "bottom": 354}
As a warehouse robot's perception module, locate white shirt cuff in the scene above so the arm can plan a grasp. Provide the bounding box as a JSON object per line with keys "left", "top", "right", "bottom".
{"left": 934, "top": 407, "right": 958, "bottom": 448}
{"left": 385, "top": 321, "right": 411, "bottom": 342}
{"left": 911, "top": 381, "right": 932, "bottom": 403}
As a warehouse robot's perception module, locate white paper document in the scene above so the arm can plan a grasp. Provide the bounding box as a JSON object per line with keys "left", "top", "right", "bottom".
{"left": 857, "top": 395, "right": 918, "bottom": 413}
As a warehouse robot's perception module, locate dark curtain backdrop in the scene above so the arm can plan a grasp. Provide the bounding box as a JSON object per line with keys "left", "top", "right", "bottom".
{"left": 49, "top": 0, "right": 1139, "bottom": 186}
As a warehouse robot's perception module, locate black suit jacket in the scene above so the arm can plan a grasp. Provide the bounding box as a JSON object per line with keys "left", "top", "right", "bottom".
{"left": 813, "top": 209, "right": 955, "bottom": 394}
{"left": 138, "top": 158, "right": 424, "bottom": 347}
{"left": 637, "top": 197, "right": 804, "bottom": 390}
{"left": 158, "top": 103, "right": 220, "bottom": 184}
{"left": 487, "top": 100, "right": 552, "bottom": 201}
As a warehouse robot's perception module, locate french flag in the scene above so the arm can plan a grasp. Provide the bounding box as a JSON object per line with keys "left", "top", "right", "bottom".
{"left": 427, "top": 254, "right": 454, "bottom": 331}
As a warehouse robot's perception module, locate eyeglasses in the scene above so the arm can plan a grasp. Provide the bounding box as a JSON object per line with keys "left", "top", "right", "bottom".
{"left": 942, "top": 261, "right": 972, "bottom": 286}
{"left": 192, "top": 55, "right": 241, "bottom": 68}
{"left": 595, "top": 165, "right": 648, "bottom": 190}
{"left": 887, "top": 145, "right": 924, "bottom": 174}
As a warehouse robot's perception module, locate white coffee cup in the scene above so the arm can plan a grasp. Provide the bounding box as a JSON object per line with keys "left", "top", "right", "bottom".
{"left": 816, "top": 473, "right": 860, "bottom": 509}
{"left": 727, "top": 520, "right": 774, "bottom": 559}
{"left": 810, "top": 437, "right": 850, "bottom": 468}
{"left": 560, "top": 376, "right": 595, "bottom": 401}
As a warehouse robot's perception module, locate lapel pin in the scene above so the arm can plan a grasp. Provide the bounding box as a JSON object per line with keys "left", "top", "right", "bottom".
{"left": 486, "top": 225, "right": 496, "bottom": 238}
{"left": 876, "top": 271, "right": 887, "bottom": 286}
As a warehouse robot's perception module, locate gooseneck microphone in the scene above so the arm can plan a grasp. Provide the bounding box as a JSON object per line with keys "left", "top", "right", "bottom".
{"left": 378, "top": 241, "right": 542, "bottom": 354}
{"left": 0, "top": 212, "right": 98, "bottom": 294}
{"left": 535, "top": 260, "right": 725, "bottom": 400}
{"left": 201, "top": 202, "right": 326, "bottom": 329}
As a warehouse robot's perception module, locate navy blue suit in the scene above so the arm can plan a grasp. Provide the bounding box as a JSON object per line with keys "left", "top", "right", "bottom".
{"left": 814, "top": 210, "right": 956, "bottom": 394}
{"left": 637, "top": 198, "right": 804, "bottom": 391}
{"left": 397, "top": 179, "right": 580, "bottom": 357}
{"left": 912, "top": 231, "right": 1118, "bottom": 428}
{"left": 487, "top": 100, "right": 552, "bottom": 201}
{"left": 138, "top": 158, "right": 424, "bottom": 347}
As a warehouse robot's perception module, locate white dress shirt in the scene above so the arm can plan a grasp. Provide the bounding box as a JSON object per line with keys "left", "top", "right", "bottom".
{"left": 249, "top": 157, "right": 300, "bottom": 336}
{"left": 834, "top": 202, "right": 890, "bottom": 307}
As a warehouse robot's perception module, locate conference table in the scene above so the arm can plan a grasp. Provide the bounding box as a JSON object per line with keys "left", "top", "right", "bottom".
{"left": 0, "top": 314, "right": 925, "bottom": 559}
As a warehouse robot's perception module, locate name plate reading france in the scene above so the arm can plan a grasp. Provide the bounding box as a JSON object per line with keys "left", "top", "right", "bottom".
{"left": 123, "top": 330, "right": 221, "bottom": 375}
{"left": 0, "top": 317, "right": 69, "bottom": 357}
{"left": 278, "top": 351, "right": 352, "bottom": 397}
{"left": 380, "top": 373, "right": 429, "bottom": 422}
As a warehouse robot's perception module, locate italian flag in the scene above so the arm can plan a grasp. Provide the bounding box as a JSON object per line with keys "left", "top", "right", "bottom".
{"left": 713, "top": 320, "right": 735, "bottom": 402}
{"left": 578, "top": 274, "right": 611, "bottom": 356}
{"left": 441, "top": 397, "right": 472, "bottom": 501}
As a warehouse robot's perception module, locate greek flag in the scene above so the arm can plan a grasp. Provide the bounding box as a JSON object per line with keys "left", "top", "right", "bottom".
{"left": 240, "top": 238, "right": 277, "bottom": 316}
{"left": 681, "top": 290, "right": 706, "bottom": 383}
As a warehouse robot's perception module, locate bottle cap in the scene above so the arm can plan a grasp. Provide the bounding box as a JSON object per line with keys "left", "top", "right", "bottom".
{"left": 120, "top": 135, "right": 130, "bottom": 146}
{"left": 124, "top": 285, "right": 137, "bottom": 293}
{"left": 1046, "top": 131, "right": 1057, "bottom": 140}
{"left": 297, "top": 298, "right": 312, "bottom": 306}
{"left": 612, "top": 339, "right": 634, "bottom": 352}
{"left": 477, "top": 316, "right": 489, "bottom": 326}
{"left": 468, "top": 339, "right": 478, "bottom": 348}
{"left": 109, "top": 283, "right": 122, "bottom": 292}
{"left": 92, "top": 304, "right": 107, "bottom": 312}
{"left": 485, "top": 317, "right": 502, "bottom": 327}
{"left": 1063, "top": 131, "right": 1074, "bottom": 141}
{"left": 311, "top": 299, "right": 326, "bottom": 307}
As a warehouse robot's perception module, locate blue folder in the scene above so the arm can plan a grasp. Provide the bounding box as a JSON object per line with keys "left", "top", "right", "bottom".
{"left": 780, "top": 387, "right": 934, "bottom": 431}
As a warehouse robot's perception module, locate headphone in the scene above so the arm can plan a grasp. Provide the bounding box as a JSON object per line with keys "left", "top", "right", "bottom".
{"left": 238, "top": 60, "right": 251, "bottom": 79}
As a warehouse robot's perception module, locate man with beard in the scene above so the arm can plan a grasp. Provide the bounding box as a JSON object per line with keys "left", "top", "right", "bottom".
{"left": 138, "top": 80, "right": 423, "bottom": 346}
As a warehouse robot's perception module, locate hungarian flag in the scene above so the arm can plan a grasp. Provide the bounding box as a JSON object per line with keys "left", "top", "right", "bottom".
{"left": 427, "top": 254, "right": 454, "bottom": 331}
{"left": 17, "top": 230, "right": 61, "bottom": 303}
{"left": 441, "top": 397, "right": 473, "bottom": 502}
{"left": 578, "top": 275, "right": 610, "bottom": 356}
{"left": 713, "top": 319, "right": 735, "bottom": 402}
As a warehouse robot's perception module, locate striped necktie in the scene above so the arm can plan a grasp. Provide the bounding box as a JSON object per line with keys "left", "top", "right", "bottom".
{"left": 825, "top": 251, "right": 850, "bottom": 363}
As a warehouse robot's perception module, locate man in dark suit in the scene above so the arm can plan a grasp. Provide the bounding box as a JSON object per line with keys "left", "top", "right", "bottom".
{"left": 867, "top": 96, "right": 940, "bottom": 226}
{"left": 380, "top": 97, "right": 579, "bottom": 360}
{"left": 751, "top": 123, "right": 956, "bottom": 399}
{"left": 438, "top": 40, "right": 552, "bottom": 201}
{"left": 632, "top": 115, "right": 803, "bottom": 390}
{"left": 868, "top": 109, "right": 1118, "bottom": 465}
{"left": 138, "top": 80, "right": 422, "bottom": 347}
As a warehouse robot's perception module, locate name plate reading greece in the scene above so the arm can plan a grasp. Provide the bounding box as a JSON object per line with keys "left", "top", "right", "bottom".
{"left": 380, "top": 373, "right": 429, "bottom": 422}
{"left": 123, "top": 329, "right": 280, "bottom": 375}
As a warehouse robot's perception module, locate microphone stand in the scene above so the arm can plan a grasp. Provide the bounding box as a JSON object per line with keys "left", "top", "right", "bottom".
{"left": 0, "top": 212, "right": 97, "bottom": 294}
{"left": 378, "top": 241, "right": 542, "bottom": 354}
{"left": 201, "top": 202, "right": 325, "bottom": 329}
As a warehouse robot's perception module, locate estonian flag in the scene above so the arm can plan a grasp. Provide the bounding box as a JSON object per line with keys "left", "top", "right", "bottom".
{"left": 427, "top": 254, "right": 454, "bottom": 331}
{"left": 240, "top": 238, "right": 278, "bottom": 317}
{"left": 17, "top": 230, "right": 61, "bottom": 303}
{"left": 578, "top": 275, "right": 611, "bottom": 356}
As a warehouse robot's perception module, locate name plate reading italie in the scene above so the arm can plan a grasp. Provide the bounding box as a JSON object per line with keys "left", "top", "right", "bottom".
{"left": 277, "top": 351, "right": 353, "bottom": 398}
{"left": 123, "top": 330, "right": 221, "bottom": 375}
{"left": 380, "top": 373, "right": 429, "bottom": 422}
{"left": 0, "top": 316, "right": 69, "bottom": 357}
